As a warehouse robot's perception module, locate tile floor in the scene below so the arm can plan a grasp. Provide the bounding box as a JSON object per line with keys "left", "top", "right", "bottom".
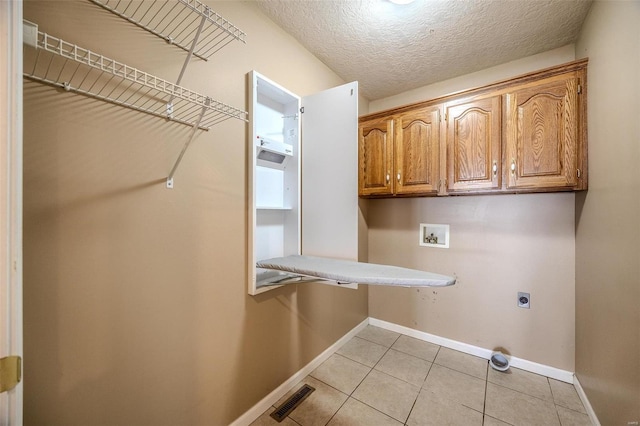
{"left": 251, "top": 325, "right": 592, "bottom": 426}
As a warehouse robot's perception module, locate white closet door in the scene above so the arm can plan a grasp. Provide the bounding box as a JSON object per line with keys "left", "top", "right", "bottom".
{"left": 301, "top": 82, "right": 358, "bottom": 260}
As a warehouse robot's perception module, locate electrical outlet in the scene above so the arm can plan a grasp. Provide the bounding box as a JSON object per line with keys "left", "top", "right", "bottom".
{"left": 518, "top": 292, "right": 530, "bottom": 309}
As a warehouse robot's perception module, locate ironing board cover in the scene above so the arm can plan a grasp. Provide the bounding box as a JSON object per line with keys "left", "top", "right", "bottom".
{"left": 257, "top": 255, "right": 456, "bottom": 287}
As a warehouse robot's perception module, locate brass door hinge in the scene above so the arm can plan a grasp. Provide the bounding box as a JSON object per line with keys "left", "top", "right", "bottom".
{"left": 0, "top": 356, "right": 22, "bottom": 393}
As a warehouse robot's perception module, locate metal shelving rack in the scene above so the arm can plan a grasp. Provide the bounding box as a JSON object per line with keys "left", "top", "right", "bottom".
{"left": 89, "top": 0, "right": 246, "bottom": 61}
{"left": 23, "top": 0, "right": 248, "bottom": 188}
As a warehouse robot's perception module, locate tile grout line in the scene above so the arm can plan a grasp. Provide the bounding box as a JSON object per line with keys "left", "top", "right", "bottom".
{"left": 350, "top": 397, "right": 407, "bottom": 425}
{"left": 404, "top": 357, "right": 435, "bottom": 426}
{"left": 322, "top": 395, "right": 348, "bottom": 426}
{"left": 308, "top": 361, "right": 365, "bottom": 398}
{"left": 322, "top": 331, "right": 401, "bottom": 424}
{"left": 403, "top": 392, "right": 420, "bottom": 426}
{"left": 355, "top": 327, "right": 402, "bottom": 349}
{"left": 482, "top": 361, "right": 489, "bottom": 424}
{"left": 547, "top": 378, "right": 590, "bottom": 416}
{"left": 320, "top": 334, "right": 394, "bottom": 419}
{"left": 548, "top": 376, "right": 564, "bottom": 426}
{"left": 354, "top": 330, "right": 424, "bottom": 425}
{"left": 488, "top": 379, "right": 557, "bottom": 404}
{"left": 329, "top": 350, "right": 375, "bottom": 371}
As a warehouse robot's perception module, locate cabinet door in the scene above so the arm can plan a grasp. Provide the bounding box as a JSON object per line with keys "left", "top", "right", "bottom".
{"left": 505, "top": 73, "right": 580, "bottom": 190}
{"left": 394, "top": 106, "right": 440, "bottom": 195}
{"left": 445, "top": 96, "right": 501, "bottom": 193}
{"left": 359, "top": 117, "right": 393, "bottom": 196}
{"left": 302, "top": 81, "right": 358, "bottom": 262}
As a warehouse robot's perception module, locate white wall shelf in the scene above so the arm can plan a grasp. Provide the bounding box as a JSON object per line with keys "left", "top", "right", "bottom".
{"left": 86, "top": 1, "right": 248, "bottom": 187}
{"left": 23, "top": 26, "right": 247, "bottom": 129}
{"left": 23, "top": 11, "right": 247, "bottom": 188}
{"left": 89, "top": 0, "right": 246, "bottom": 61}
{"left": 257, "top": 206, "right": 293, "bottom": 211}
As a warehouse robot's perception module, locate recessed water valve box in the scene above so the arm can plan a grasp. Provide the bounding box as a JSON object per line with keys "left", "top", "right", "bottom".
{"left": 419, "top": 223, "right": 450, "bottom": 248}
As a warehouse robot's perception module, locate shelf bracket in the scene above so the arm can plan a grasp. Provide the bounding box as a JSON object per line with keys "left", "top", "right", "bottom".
{"left": 172, "top": 11, "right": 207, "bottom": 99}
{"left": 167, "top": 11, "right": 206, "bottom": 122}
{"left": 166, "top": 98, "right": 210, "bottom": 189}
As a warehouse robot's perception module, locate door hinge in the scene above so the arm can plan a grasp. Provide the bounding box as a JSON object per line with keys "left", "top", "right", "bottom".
{"left": 577, "top": 84, "right": 582, "bottom": 94}
{"left": 0, "top": 356, "right": 22, "bottom": 393}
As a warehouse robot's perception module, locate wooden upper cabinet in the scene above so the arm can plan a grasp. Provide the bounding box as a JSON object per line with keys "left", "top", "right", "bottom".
{"left": 359, "top": 106, "right": 440, "bottom": 197}
{"left": 359, "top": 117, "right": 393, "bottom": 196}
{"left": 357, "top": 59, "right": 587, "bottom": 198}
{"left": 394, "top": 106, "right": 440, "bottom": 195}
{"left": 445, "top": 95, "right": 501, "bottom": 193}
{"left": 505, "top": 71, "right": 585, "bottom": 190}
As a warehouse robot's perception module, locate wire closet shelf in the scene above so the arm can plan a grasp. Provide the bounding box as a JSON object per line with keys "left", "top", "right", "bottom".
{"left": 23, "top": 26, "right": 247, "bottom": 130}
{"left": 89, "top": 0, "right": 246, "bottom": 61}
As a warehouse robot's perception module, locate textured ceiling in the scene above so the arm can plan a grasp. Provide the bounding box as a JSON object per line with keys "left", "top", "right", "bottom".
{"left": 254, "top": 0, "right": 593, "bottom": 100}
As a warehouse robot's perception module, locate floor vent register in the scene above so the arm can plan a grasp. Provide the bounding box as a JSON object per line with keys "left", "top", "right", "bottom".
{"left": 270, "top": 384, "right": 315, "bottom": 422}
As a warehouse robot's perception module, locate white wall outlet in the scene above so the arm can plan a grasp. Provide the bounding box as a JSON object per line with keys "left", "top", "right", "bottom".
{"left": 419, "top": 223, "right": 449, "bottom": 248}
{"left": 518, "top": 292, "right": 530, "bottom": 308}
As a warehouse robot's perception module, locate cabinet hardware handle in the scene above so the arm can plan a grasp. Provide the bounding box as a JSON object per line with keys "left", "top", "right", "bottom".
{"left": 510, "top": 159, "right": 516, "bottom": 174}
{"left": 386, "top": 173, "right": 390, "bottom": 184}
{"left": 397, "top": 172, "right": 401, "bottom": 182}
{"left": 492, "top": 161, "right": 497, "bottom": 177}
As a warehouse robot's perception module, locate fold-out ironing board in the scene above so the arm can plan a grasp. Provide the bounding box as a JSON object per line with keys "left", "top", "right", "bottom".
{"left": 256, "top": 255, "right": 456, "bottom": 288}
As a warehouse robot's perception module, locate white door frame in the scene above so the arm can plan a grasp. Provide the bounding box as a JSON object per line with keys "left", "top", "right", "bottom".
{"left": 0, "top": 0, "right": 24, "bottom": 424}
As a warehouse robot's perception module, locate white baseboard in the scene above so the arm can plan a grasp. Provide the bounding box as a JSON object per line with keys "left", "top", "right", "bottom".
{"left": 369, "top": 317, "right": 575, "bottom": 383}
{"left": 229, "top": 317, "right": 369, "bottom": 426}
{"left": 573, "top": 375, "right": 601, "bottom": 426}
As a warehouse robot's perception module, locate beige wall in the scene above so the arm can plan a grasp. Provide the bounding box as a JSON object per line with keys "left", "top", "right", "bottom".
{"left": 365, "top": 48, "right": 578, "bottom": 371}
{"left": 21, "top": 1, "right": 367, "bottom": 425}
{"left": 575, "top": 1, "right": 640, "bottom": 424}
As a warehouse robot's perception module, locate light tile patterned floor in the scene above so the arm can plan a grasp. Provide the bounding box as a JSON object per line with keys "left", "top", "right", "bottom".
{"left": 251, "top": 326, "right": 592, "bottom": 426}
